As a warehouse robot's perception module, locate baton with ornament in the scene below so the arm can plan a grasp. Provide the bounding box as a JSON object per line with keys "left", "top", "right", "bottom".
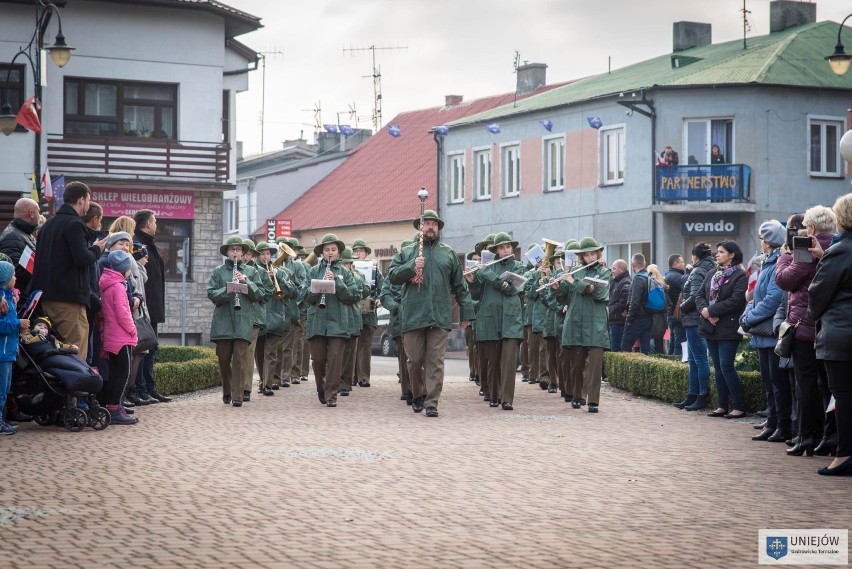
{"left": 412, "top": 187, "right": 429, "bottom": 288}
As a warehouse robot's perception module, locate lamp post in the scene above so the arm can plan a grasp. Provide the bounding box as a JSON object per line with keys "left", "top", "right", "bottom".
{"left": 825, "top": 13, "right": 852, "bottom": 76}
{"left": 0, "top": 0, "right": 73, "bottom": 207}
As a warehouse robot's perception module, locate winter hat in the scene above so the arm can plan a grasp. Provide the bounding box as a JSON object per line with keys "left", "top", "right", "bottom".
{"left": 0, "top": 261, "right": 14, "bottom": 287}
{"left": 132, "top": 241, "right": 149, "bottom": 261}
{"left": 32, "top": 316, "right": 51, "bottom": 331}
{"left": 107, "top": 250, "right": 132, "bottom": 274}
{"left": 105, "top": 231, "right": 132, "bottom": 251}
{"left": 758, "top": 220, "right": 786, "bottom": 248}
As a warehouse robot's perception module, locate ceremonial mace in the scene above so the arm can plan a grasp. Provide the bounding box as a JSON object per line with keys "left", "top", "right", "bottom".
{"left": 412, "top": 187, "right": 429, "bottom": 289}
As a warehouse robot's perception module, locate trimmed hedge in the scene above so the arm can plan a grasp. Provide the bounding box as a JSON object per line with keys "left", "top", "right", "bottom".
{"left": 153, "top": 345, "right": 220, "bottom": 395}
{"left": 605, "top": 351, "right": 765, "bottom": 412}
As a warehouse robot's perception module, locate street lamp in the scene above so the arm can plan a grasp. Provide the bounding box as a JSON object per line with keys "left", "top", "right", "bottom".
{"left": 825, "top": 14, "right": 852, "bottom": 76}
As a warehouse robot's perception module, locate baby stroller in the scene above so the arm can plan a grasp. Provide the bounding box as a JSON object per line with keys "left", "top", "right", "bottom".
{"left": 11, "top": 339, "right": 109, "bottom": 432}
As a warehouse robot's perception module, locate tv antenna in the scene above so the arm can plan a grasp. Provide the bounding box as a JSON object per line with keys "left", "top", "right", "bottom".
{"left": 335, "top": 103, "right": 358, "bottom": 128}
{"left": 302, "top": 100, "right": 321, "bottom": 139}
{"left": 259, "top": 48, "right": 285, "bottom": 153}
{"left": 741, "top": 0, "right": 752, "bottom": 50}
{"left": 342, "top": 43, "right": 408, "bottom": 131}
{"left": 512, "top": 51, "right": 522, "bottom": 106}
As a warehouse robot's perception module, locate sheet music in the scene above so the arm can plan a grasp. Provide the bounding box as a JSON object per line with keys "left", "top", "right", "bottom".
{"left": 353, "top": 260, "right": 375, "bottom": 286}
{"left": 310, "top": 279, "right": 336, "bottom": 294}
{"left": 226, "top": 282, "right": 248, "bottom": 295}
{"left": 480, "top": 249, "right": 495, "bottom": 264}
{"left": 499, "top": 271, "right": 528, "bottom": 289}
{"left": 524, "top": 244, "right": 544, "bottom": 266}
{"left": 582, "top": 276, "right": 608, "bottom": 286}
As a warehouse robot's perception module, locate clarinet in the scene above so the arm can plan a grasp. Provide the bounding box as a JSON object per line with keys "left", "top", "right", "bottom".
{"left": 232, "top": 255, "right": 241, "bottom": 311}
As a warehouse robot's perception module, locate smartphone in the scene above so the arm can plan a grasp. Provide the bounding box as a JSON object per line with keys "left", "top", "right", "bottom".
{"left": 786, "top": 227, "right": 799, "bottom": 250}
{"left": 792, "top": 236, "right": 812, "bottom": 263}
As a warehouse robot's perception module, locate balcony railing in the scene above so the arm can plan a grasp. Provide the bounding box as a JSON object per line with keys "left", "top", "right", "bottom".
{"left": 655, "top": 163, "right": 751, "bottom": 202}
{"left": 47, "top": 135, "right": 230, "bottom": 182}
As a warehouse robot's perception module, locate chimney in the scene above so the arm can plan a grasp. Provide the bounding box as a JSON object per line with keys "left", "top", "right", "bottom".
{"left": 236, "top": 140, "right": 244, "bottom": 161}
{"left": 516, "top": 63, "right": 547, "bottom": 96}
{"left": 770, "top": 0, "right": 816, "bottom": 33}
{"left": 445, "top": 94, "right": 463, "bottom": 107}
{"left": 673, "top": 21, "right": 712, "bottom": 52}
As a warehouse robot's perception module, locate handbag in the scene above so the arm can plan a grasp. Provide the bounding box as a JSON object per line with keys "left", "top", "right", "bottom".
{"left": 774, "top": 303, "right": 799, "bottom": 358}
{"left": 741, "top": 316, "right": 775, "bottom": 338}
{"left": 133, "top": 303, "right": 158, "bottom": 354}
{"left": 673, "top": 292, "right": 683, "bottom": 321}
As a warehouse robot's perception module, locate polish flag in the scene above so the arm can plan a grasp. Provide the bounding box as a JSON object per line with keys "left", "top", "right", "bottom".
{"left": 16, "top": 97, "right": 42, "bottom": 134}
{"left": 19, "top": 245, "right": 35, "bottom": 274}
{"left": 42, "top": 168, "right": 53, "bottom": 202}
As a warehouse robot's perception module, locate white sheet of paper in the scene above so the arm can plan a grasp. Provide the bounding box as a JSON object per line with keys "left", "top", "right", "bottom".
{"left": 226, "top": 282, "right": 248, "bottom": 295}
{"left": 480, "top": 249, "right": 495, "bottom": 264}
{"left": 353, "top": 260, "right": 375, "bottom": 285}
{"left": 525, "top": 244, "right": 544, "bottom": 266}
{"left": 582, "top": 276, "right": 607, "bottom": 286}
{"left": 681, "top": 342, "right": 689, "bottom": 362}
{"left": 466, "top": 260, "right": 478, "bottom": 270}
{"left": 310, "top": 279, "right": 336, "bottom": 294}
{"left": 499, "top": 271, "right": 528, "bottom": 288}
{"left": 564, "top": 251, "right": 578, "bottom": 265}
{"left": 827, "top": 395, "right": 836, "bottom": 413}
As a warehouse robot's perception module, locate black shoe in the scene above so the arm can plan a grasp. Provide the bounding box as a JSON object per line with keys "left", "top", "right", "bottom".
{"left": 484, "top": 395, "right": 491, "bottom": 402}
{"left": 753, "top": 420, "right": 767, "bottom": 430}
{"left": 317, "top": 392, "right": 327, "bottom": 405}
{"left": 547, "top": 383, "right": 557, "bottom": 394}
{"left": 223, "top": 395, "right": 232, "bottom": 405}
{"left": 502, "top": 402, "right": 513, "bottom": 411}
{"left": 340, "top": 389, "right": 350, "bottom": 397}
{"left": 571, "top": 399, "right": 581, "bottom": 409}
{"left": 707, "top": 409, "right": 727, "bottom": 417}
{"left": 400, "top": 394, "right": 408, "bottom": 400}
{"left": 242, "top": 391, "right": 251, "bottom": 402}
{"left": 127, "top": 393, "right": 145, "bottom": 406}
{"left": 120, "top": 397, "right": 135, "bottom": 409}
{"left": 326, "top": 399, "right": 337, "bottom": 407}
{"left": 814, "top": 436, "right": 838, "bottom": 456}
{"left": 564, "top": 394, "right": 572, "bottom": 402}
{"left": 478, "top": 389, "right": 484, "bottom": 396}
{"left": 271, "top": 382, "right": 280, "bottom": 390}
{"left": 281, "top": 380, "right": 291, "bottom": 388}
{"left": 474, "top": 376, "right": 480, "bottom": 386}
{"left": 756, "top": 407, "right": 770, "bottom": 418}
{"left": 521, "top": 375, "right": 529, "bottom": 383}
{"left": 786, "top": 437, "right": 816, "bottom": 457}
{"left": 539, "top": 379, "right": 549, "bottom": 390}
{"left": 425, "top": 406, "right": 438, "bottom": 417}
{"left": 817, "top": 456, "right": 852, "bottom": 477}
{"left": 262, "top": 387, "right": 274, "bottom": 396}
{"left": 767, "top": 428, "right": 792, "bottom": 443}
{"left": 300, "top": 376, "right": 308, "bottom": 383}
{"left": 232, "top": 400, "right": 242, "bottom": 407}
{"left": 529, "top": 378, "right": 539, "bottom": 387}
{"left": 683, "top": 394, "right": 709, "bottom": 411}
{"left": 588, "top": 404, "right": 599, "bottom": 413}
{"left": 406, "top": 394, "right": 413, "bottom": 406}
{"left": 579, "top": 399, "right": 586, "bottom": 406}
{"left": 412, "top": 396, "right": 425, "bottom": 413}
{"left": 138, "top": 393, "right": 158, "bottom": 405}
{"left": 291, "top": 377, "right": 301, "bottom": 385}
{"left": 469, "top": 374, "right": 477, "bottom": 382}
{"left": 150, "top": 390, "right": 172, "bottom": 403}
{"left": 489, "top": 400, "right": 499, "bottom": 407}
{"left": 752, "top": 427, "right": 774, "bottom": 441}
{"left": 786, "top": 436, "right": 799, "bottom": 447}
{"left": 358, "top": 380, "right": 370, "bottom": 387}
{"left": 673, "top": 394, "right": 697, "bottom": 409}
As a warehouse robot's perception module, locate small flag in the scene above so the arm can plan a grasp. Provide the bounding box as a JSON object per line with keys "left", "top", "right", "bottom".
{"left": 387, "top": 124, "right": 401, "bottom": 138}
{"left": 433, "top": 125, "right": 449, "bottom": 136}
{"left": 539, "top": 120, "right": 553, "bottom": 132}
{"left": 339, "top": 124, "right": 354, "bottom": 137}
{"left": 587, "top": 117, "right": 603, "bottom": 129}
{"left": 486, "top": 123, "right": 501, "bottom": 134}
{"left": 16, "top": 97, "right": 41, "bottom": 134}
{"left": 53, "top": 174, "right": 65, "bottom": 206}
{"left": 323, "top": 124, "right": 339, "bottom": 133}
{"left": 745, "top": 253, "right": 763, "bottom": 294}
{"left": 19, "top": 245, "right": 35, "bottom": 274}
{"left": 19, "top": 289, "right": 42, "bottom": 319}
{"left": 29, "top": 172, "right": 38, "bottom": 203}
{"left": 42, "top": 168, "right": 53, "bottom": 202}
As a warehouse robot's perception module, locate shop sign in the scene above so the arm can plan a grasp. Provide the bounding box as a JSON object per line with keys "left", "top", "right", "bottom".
{"left": 92, "top": 189, "right": 194, "bottom": 219}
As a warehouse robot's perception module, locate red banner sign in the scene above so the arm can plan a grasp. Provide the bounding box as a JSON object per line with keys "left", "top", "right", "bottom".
{"left": 92, "top": 189, "right": 195, "bottom": 219}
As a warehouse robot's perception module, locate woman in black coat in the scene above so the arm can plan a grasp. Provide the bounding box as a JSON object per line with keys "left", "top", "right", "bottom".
{"left": 696, "top": 241, "right": 748, "bottom": 419}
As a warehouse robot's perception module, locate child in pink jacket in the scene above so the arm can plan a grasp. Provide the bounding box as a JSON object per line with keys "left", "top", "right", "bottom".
{"left": 99, "top": 250, "right": 138, "bottom": 425}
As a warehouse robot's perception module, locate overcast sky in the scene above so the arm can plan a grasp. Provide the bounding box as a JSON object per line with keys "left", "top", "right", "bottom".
{"left": 228, "top": 0, "right": 851, "bottom": 156}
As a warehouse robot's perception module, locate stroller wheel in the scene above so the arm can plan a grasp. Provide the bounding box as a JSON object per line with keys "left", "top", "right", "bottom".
{"left": 89, "top": 407, "right": 110, "bottom": 431}
{"left": 63, "top": 408, "right": 87, "bottom": 432}
{"left": 34, "top": 413, "right": 54, "bottom": 426}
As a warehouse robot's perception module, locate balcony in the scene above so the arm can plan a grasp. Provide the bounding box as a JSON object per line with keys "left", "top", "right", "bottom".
{"left": 655, "top": 163, "right": 752, "bottom": 204}
{"left": 47, "top": 135, "right": 230, "bottom": 183}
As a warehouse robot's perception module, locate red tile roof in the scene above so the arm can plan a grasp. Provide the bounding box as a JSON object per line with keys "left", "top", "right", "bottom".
{"left": 268, "top": 87, "right": 562, "bottom": 233}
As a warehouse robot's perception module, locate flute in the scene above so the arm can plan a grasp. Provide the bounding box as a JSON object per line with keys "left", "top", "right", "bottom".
{"left": 534, "top": 259, "right": 601, "bottom": 292}
{"left": 463, "top": 255, "right": 514, "bottom": 276}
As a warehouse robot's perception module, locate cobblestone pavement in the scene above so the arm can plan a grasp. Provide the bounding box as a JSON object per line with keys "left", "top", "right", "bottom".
{"left": 1, "top": 356, "right": 849, "bottom": 569}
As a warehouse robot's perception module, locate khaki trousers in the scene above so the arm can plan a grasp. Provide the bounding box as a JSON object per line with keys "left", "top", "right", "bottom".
{"left": 310, "top": 336, "right": 345, "bottom": 401}
{"left": 528, "top": 332, "right": 546, "bottom": 381}
{"left": 263, "top": 333, "right": 286, "bottom": 389}
{"left": 568, "top": 347, "right": 603, "bottom": 404}
{"left": 254, "top": 333, "right": 266, "bottom": 388}
{"left": 481, "top": 339, "right": 520, "bottom": 404}
{"left": 403, "top": 327, "right": 448, "bottom": 409}
{"left": 546, "top": 337, "right": 560, "bottom": 388}
{"left": 395, "top": 336, "right": 410, "bottom": 396}
{"left": 341, "top": 337, "right": 357, "bottom": 389}
{"left": 520, "top": 325, "right": 531, "bottom": 375}
{"left": 476, "top": 340, "right": 490, "bottom": 396}
{"left": 291, "top": 320, "right": 304, "bottom": 377}
{"left": 559, "top": 346, "right": 574, "bottom": 396}
{"left": 356, "top": 324, "right": 375, "bottom": 382}
{"left": 539, "top": 338, "right": 550, "bottom": 381}
{"left": 280, "top": 327, "right": 296, "bottom": 382}
{"left": 479, "top": 341, "right": 501, "bottom": 401}
{"left": 216, "top": 339, "right": 249, "bottom": 403}
{"left": 42, "top": 300, "right": 89, "bottom": 361}
{"left": 243, "top": 326, "right": 260, "bottom": 393}
{"left": 295, "top": 316, "right": 310, "bottom": 378}
{"left": 464, "top": 326, "right": 477, "bottom": 377}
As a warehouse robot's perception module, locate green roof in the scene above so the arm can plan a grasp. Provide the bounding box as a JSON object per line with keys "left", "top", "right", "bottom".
{"left": 452, "top": 21, "right": 852, "bottom": 125}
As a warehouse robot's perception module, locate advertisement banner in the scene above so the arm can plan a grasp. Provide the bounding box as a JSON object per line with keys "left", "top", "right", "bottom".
{"left": 92, "top": 189, "right": 195, "bottom": 219}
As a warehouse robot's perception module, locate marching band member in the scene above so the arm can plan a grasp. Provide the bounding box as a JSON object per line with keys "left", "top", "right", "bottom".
{"left": 243, "top": 239, "right": 273, "bottom": 402}
{"left": 464, "top": 249, "right": 481, "bottom": 385}
{"left": 274, "top": 237, "right": 304, "bottom": 387}
{"left": 255, "top": 242, "right": 296, "bottom": 396}
{"left": 339, "top": 247, "right": 369, "bottom": 396}
{"left": 525, "top": 253, "right": 551, "bottom": 390}
{"left": 467, "top": 233, "right": 495, "bottom": 401}
{"left": 542, "top": 248, "right": 565, "bottom": 395}
{"left": 379, "top": 239, "right": 414, "bottom": 405}
{"left": 352, "top": 239, "right": 383, "bottom": 388}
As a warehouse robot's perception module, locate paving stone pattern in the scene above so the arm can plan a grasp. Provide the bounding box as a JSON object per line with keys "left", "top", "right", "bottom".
{"left": 1, "top": 363, "right": 849, "bottom": 568}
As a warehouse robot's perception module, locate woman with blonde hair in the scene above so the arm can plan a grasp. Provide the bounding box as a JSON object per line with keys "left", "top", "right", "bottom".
{"left": 647, "top": 264, "right": 669, "bottom": 354}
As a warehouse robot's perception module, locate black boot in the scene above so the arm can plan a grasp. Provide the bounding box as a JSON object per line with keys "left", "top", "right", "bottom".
{"left": 786, "top": 437, "right": 816, "bottom": 457}
{"left": 767, "top": 428, "right": 792, "bottom": 443}
{"left": 814, "top": 435, "right": 838, "bottom": 456}
{"left": 673, "top": 394, "right": 697, "bottom": 409}
{"left": 751, "top": 427, "right": 774, "bottom": 441}
{"left": 683, "top": 394, "right": 709, "bottom": 411}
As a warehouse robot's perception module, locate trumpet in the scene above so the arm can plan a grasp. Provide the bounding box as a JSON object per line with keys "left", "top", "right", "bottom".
{"left": 534, "top": 259, "right": 601, "bottom": 292}
{"left": 318, "top": 257, "right": 332, "bottom": 309}
{"left": 232, "top": 255, "right": 241, "bottom": 311}
{"left": 266, "top": 261, "right": 285, "bottom": 300}
{"left": 272, "top": 241, "right": 298, "bottom": 267}
{"left": 463, "top": 255, "right": 514, "bottom": 276}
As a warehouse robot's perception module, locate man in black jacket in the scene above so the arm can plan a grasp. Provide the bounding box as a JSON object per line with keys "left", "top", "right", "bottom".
{"left": 31, "top": 182, "right": 106, "bottom": 360}
{"left": 133, "top": 209, "right": 171, "bottom": 403}
{"left": 608, "top": 259, "right": 631, "bottom": 351}
{"left": 665, "top": 254, "right": 686, "bottom": 355}
{"left": 620, "top": 253, "right": 654, "bottom": 354}
{"left": 0, "top": 198, "right": 40, "bottom": 293}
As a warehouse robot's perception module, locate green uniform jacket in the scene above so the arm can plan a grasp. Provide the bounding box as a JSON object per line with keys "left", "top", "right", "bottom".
{"left": 555, "top": 264, "right": 612, "bottom": 349}
{"left": 379, "top": 278, "right": 403, "bottom": 339}
{"left": 522, "top": 268, "right": 536, "bottom": 326}
{"left": 348, "top": 269, "right": 370, "bottom": 336}
{"left": 525, "top": 268, "right": 550, "bottom": 334}
{"left": 388, "top": 238, "right": 475, "bottom": 334}
{"left": 542, "top": 268, "right": 563, "bottom": 339}
{"left": 207, "top": 261, "right": 262, "bottom": 342}
{"left": 247, "top": 261, "right": 274, "bottom": 330}
{"left": 284, "top": 258, "right": 306, "bottom": 324}
{"left": 265, "top": 265, "right": 297, "bottom": 336}
{"left": 303, "top": 259, "right": 360, "bottom": 339}
{"left": 472, "top": 258, "right": 525, "bottom": 341}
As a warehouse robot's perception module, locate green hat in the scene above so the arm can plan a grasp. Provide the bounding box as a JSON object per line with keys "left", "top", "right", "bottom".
{"left": 255, "top": 241, "right": 276, "bottom": 253}
{"left": 220, "top": 236, "right": 248, "bottom": 256}
{"left": 297, "top": 246, "right": 308, "bottom": 257}
{"left": 575, "top": 236, "right": 604, "bottom": 254}
{"left": 564, "top": 239, "right": 580, "bottom": 253}
{"left": 527, "top": 243, "right": 538, "bottom": 251}
{"left": 466, "top": 250, "right": 481, "bottom": 260}
{"left": 339, "top": 247, "right": 357, "bottom": 262}
{"left": 288, "top": 237, "right": 301, "bottom": 248}
{"left": 475, "top": 233, "right": 496, "bottom": 255}
{"left": 275, "top": 236, "right": 290, "bottom": 244}
{"left": 488, "top": 232, "right": 519, "bottom": 251}
{"left": 242, "top": 239, "right": 257, "bottom": 254}
{"left": 549, "top": 248, "right": 565, "bottom": 263}
{"left": 413, "top": 209, "right": 444, "bottom": 230}
{"left": 313, "top": 233, "right": 346, "bottom": 257}
{"left": 352, "top": 239, "right": 372, "bottom": 255}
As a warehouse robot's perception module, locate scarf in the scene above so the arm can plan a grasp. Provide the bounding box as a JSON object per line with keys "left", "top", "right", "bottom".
{"left": 829, "top": 230, "right": 851, "bottom": 247}
{"left": 708, "top": 265, "right": 738, "bottom": 305}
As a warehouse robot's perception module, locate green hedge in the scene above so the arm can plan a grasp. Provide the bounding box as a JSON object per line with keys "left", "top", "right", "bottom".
{"left": 605, "top": 352, "right": 765, "bottom": 412}
{"left": 153, "top": 345, "right": 219, "bottom": 395}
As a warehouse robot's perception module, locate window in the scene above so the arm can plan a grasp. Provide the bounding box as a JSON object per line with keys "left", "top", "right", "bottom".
{"left": 224, "top": 199, "right": 239, "bottom": 233}
{"left": 683, "top": 118, "right": 733, "bottom": 164}
{"left": 601, "top": 126, "right": 625, "bottom": 185}
{"left": 501, "top": 144, "right": 520, "bottom": 197}
{"left": 0, "top": 64, "right": 25, "bottom": 133}
{"left": 473, "top": 149, "right": 491, "bottom": 200}
{"left": 544, "top": 136, "right": 564, "bottom": 191}
{"left": 809, "top": 117, "right": 843, "bottom": 177}
{"left": 155, "top": 219, "right": 192, "bottom": 281}
{"left": 64, "top": 78, "right": 177, "bottom": 139}
{"left": 447, "top": 153, "right": 465, "bottom": 204}
{"left": 605, "top": 242, "right": 651, "bottom": 270}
